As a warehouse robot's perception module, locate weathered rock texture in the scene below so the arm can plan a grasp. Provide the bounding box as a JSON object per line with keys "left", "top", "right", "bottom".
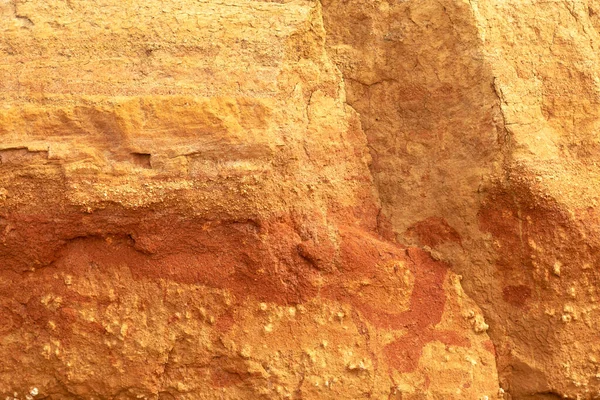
{"left": 0, "top": 0, "right": 597, "bottom": 399}
{"left": 323, "top": 0, "right": 600, "bottom": 398}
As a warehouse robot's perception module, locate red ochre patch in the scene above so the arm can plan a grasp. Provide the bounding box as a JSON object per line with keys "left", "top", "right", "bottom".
{"left": 405, "top": 217, "right": 462, "bottom": 248}
{"left": 502, "top": 285, "right": 532, "bottom": 306}
{"left": 483, "top": 339, "right": 497, "bottom": 356}
{"left": 0, "top": 212, "right": 471, "bottom": 376}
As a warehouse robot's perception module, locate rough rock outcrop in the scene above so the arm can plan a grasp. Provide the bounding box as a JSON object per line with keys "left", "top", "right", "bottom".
{"left": 2, "top": 0, "right": 600, "bottom": 398}
{"left": 322, "top": 0, "right": 600, "bottom": 398}
{"left": 0, "top": 0, "right": 497, "bottom": 399}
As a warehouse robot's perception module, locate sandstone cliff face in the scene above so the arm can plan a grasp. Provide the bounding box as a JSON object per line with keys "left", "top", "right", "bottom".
{"left": 0, "top": 0, "right": 598, "bottom": 399}
{"left": 323, "top": 0, "right": 600, "bottom": 398}
{"left": 0, "top": 1, "right": 497, "bottom": 399}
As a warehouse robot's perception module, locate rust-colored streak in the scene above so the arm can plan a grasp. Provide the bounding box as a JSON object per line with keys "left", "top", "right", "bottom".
{"left": 0, "top": 212, "right": 470, "bottom": 376}
{"left": 404, "top": 217, "right": 462, "bottom": 248}
{"left": 337, "top": 247, "right": 450, "bottom": 331}
{"left": 483, "top": 339, "right": 496, "bottom": 356}
{"left": 401, "top": 248, "right": 451, "bottom": 329}
{"left": 326, "top": 235, "right": 470, "bottom": 373}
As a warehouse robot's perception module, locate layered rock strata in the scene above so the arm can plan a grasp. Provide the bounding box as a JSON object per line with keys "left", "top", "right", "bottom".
{"left": 4, "top": 0, "right": 600, "bottom": 398}
{"left": 0, "top": 1, "right": 498, "bottom": 399}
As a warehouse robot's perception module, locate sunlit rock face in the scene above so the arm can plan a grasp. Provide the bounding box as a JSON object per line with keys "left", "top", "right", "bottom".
{"left": 0, "top": 1, "right": 498, "bottom": 399}
{"left": 323, "top": 0, "right": 600, "bottom": 398}
{"left": 3, "top": 0, "right": 600, "bottom": 399}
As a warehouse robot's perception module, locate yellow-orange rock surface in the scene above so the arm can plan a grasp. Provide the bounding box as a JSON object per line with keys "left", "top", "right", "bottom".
{"left": 0, "top": 0, "right": 598, "bottom": 399}
{"left": 323, "top": 0, "right": 600, "bottom": 398}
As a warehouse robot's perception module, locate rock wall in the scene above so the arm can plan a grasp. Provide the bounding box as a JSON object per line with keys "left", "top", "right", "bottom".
{"left": 0, "top": 1, "right": 497, "bottom": 399}
{"left": 323, "top": 0, "right": 600, "bottom": 398}
{"left": 1, "top": 0, "right": 599, "bottom": 399}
